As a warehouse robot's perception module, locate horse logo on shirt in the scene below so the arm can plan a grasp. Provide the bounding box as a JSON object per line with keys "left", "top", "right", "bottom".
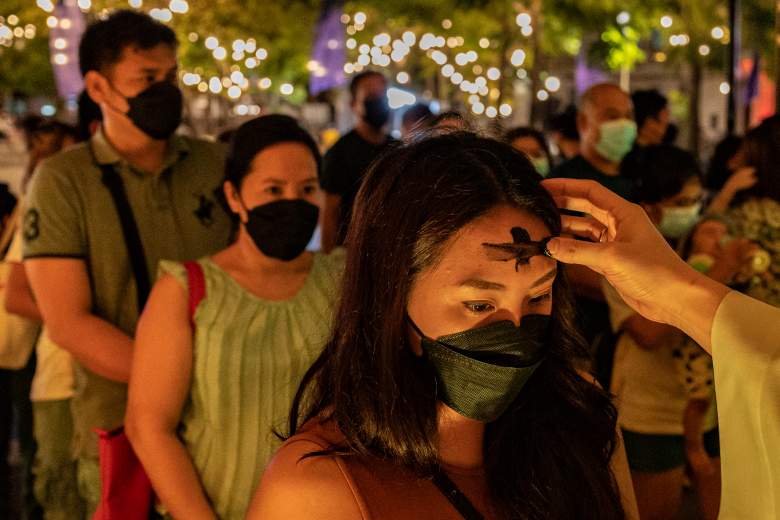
{"left": 194, "top": 193, "right": 215, "bottom": 227}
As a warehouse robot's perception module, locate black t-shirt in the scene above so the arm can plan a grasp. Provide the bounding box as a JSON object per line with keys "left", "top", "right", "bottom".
{"left": 550, "top": 155, "right": 635, "bottom": 202}
{"left": 620, "top": 144, "right": 647, "bottom": 185}
{"left": 320, "top": 129, "right": 394, "bottom": 244}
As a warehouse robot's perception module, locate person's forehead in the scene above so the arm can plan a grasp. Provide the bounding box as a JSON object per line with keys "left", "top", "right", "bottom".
{"left": 698, "top": 220, "right": 726, "bottom": 232}
{"left": 590, "top": 88, "right": 631, "bottom": 113}
{"left": 358, "top": 75, "right": 387, "bottom": 94}
{"left": 513, "top": 136, "right": 542, "bottom": 150}
{"left": 114, "top": 44, "right": 177, "bottom": 72}
{"left": 248, "top": 142, "right": 316, "bottom": 173}
{"left": 437, "top": 206, "right": 552, "bottom": 268}
{"left": 664, "top": 177, "right": 703, "bottom": 203}
{"left": 681, "top": 176, "right": 703, "bottom": 192}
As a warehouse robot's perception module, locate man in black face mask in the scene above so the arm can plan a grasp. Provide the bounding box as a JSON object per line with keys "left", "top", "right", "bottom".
{"left": 21, "top": 11, "right": 231, "bottom": 516}
{"left": 320, "top": 70, "right": 395, "bottom": 252}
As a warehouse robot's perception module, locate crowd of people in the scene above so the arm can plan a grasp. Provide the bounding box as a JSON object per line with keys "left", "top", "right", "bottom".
{"left": 0, "top": 8, "right": 778, "bottom": 520}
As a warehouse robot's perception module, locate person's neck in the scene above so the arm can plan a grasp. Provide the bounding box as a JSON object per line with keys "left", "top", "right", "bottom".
{"left": 581, "top": 146, "right": 620, "bottom": 176}
{"left": 234, "top": 230, "right": 313, "bottom": 276}
{"left": 102, "top": 120, "right": 168, "bottom": 174}
{"left": 635, "top": 134, "right": 657, "bottom": 148}
{"left": 437, "top": 404, "right": 485, "bottom": 470}
{"left": 354, "top": 121, "right": 386, "bottom": 145}
{"left": 560, "top": 140, "right": 580, "bottom": 160}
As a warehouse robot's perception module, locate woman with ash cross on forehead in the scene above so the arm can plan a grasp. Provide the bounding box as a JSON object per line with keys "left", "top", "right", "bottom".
{"left": 249, "top": 131, "right": 638, "bottom": 520}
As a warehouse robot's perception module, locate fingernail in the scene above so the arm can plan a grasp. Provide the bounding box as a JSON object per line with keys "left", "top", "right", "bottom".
{"left": 544, "top": 237, "right": 558, "bottom": 258}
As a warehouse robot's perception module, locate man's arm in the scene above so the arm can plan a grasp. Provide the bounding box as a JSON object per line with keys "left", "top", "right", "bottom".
{"left": 4, "top": 262, "right": 42, "bottom": 321}
{"left": 25, "top": 257, "right": 133, "bottom": 382}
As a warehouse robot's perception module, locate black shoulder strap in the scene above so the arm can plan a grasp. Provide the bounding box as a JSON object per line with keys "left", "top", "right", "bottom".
{"left": 96, "top": 161, "right": 151, "bottom": 314}
{"left": 432, "top": 466, "right": 485, "bottom": 520}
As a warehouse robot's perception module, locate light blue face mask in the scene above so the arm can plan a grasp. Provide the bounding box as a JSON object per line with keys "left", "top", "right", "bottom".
{"left": 531, "top": 156, "right": 551, "bottom": 178}
{"left": 595, "top": 118, "right": 637, "bottom": 163}
{"left": 658, "top": 202, "right": 702, "bottom": 239}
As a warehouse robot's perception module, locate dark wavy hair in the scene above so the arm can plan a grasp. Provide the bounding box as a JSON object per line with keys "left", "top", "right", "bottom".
{"left": 633, "top": 145, "right": 702, "bottom": 204}
{"left": 287, "top": 132, "right": 624, "bottom": 519}
{"left": 741, "top": 114, "right": 780, "bottom": 204}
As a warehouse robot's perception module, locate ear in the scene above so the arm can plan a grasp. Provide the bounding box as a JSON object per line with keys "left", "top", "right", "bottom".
{"left": 84, "top": 71, "right": 110, "bottom": 107}
{"left": 576, "top": 110, "right": 587, "bottom": 135}
{"left": 223, "top": 180, "right": 247, "bottom": 221}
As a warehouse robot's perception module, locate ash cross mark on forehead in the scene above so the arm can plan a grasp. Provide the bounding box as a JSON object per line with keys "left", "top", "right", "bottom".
{"left": 482, "top": 226, "right": 553, "bottom": 271}
{"left": 511, "top": 227, "right": 531, "bottom": 244}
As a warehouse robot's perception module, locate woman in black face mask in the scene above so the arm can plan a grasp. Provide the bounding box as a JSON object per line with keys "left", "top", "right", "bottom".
{"left": 125, "top": 115, "right": 345, "bottom": 520}
{"left": 249, "top": 132, "right": 638, "bottom": 519}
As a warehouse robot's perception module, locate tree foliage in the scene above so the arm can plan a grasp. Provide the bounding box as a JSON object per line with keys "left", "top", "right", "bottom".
{"left": 0, "top": 0, "right": 776, "bottom": 104}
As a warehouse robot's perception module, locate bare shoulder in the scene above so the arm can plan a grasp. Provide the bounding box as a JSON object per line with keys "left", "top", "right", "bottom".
{"left": 135, "top": 273, "right": 189, "bottom": 333}
{"left": 246, "top": 430, "right": 366, "bottom": 520}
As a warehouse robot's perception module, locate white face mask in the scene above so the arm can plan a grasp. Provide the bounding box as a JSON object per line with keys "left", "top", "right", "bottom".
{"left": 658, "top": 202, "right": 702, "bottom": 239}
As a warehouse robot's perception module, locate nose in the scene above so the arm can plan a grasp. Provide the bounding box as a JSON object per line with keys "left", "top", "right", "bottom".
{"left": 491, "top": 308, "right": 524, "bottom": 328}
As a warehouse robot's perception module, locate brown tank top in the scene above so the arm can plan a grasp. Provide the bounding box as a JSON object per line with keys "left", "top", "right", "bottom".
{"left": 285, "top": 420, "right": 499, "bottom": 520}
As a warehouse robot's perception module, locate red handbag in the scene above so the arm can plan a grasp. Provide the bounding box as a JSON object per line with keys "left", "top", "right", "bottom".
{"left": 92, "top": 427, "right": 153, "bottom": 520}
{"left": 93, "top": 261, "right": 206, "bottom": 519}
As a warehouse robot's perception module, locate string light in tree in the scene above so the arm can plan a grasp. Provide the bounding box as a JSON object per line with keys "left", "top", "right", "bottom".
{"left": 544, "top": 76, "right": 561, "bottom": 92}
{"left": 511, "top": 49, "right": 526, "bottom": 67}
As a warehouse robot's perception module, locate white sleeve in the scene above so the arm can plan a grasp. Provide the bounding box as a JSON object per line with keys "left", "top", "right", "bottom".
{"left": 711, "top": 290, "right": 780, "bottom": 518}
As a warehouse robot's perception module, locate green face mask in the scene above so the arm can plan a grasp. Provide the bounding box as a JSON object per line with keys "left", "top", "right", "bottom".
{"left": 595, "top": 118, "right": 637, "bottom": 163}
{"left": 411, "top": 315, "right": 549, "bottom": 422}
{"left": 658, "top": 202, "right": 702, "bottom": 239}
{"left": 531, "top": 156, "right": 551, "bottom": 177}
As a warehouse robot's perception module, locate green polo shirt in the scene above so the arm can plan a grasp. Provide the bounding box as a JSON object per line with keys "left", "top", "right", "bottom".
{"left": 22, "top": 129, "right": 232, "bottom": 459}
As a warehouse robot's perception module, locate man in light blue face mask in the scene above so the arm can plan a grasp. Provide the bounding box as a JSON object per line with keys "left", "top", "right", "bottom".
{"left": 550, "top": 83, "right": 636, "bottom": 201}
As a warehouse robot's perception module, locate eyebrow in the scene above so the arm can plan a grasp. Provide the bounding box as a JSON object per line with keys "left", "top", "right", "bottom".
{"left": 531, "top": 267, "right": 557, "bottom": 288}
{"left": 260, "top": 177, "right": 318, "bottom": 185}
{"left": 459, "top": 278, "right": 506, "bottom": 291}
{"left": 458, "top": 267, "right": 557, "bottom": 291}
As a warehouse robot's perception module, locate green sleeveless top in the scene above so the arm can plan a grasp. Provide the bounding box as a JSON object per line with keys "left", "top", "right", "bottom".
{"left": 158, "top": 249, "right": 344, "bottom": 519}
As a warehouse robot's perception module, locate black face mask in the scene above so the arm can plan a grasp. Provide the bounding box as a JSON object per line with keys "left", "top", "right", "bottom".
{"left": 411, "top": 315, "right": 550, "bottom": 422}
{"left": 363, "top": 96, "right": 390, "bottom": 130}
{"left": 242, "top": 199, "right": 319, "bottom": 261}
{"left": 115, "top": 82, "right": 183, "bottom": 140}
